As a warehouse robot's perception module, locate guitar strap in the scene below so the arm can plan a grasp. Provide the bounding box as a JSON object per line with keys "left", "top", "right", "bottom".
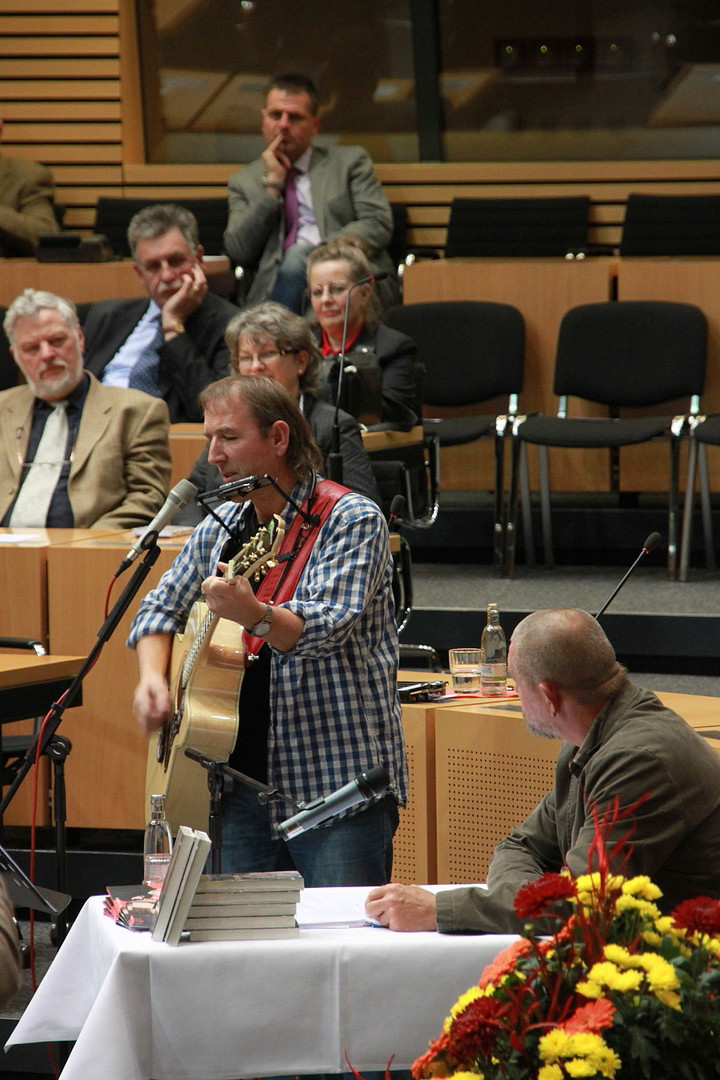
{"left": 242, "top": 478, "right": 349, "bottom": 661}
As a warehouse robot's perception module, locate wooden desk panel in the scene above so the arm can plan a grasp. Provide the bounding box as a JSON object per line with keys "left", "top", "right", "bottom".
{"left": 169, "top": 423, "right": 205, "bottom": 488}
{"left": 402, "top": 258, "right": 616, "bottom": 491}
{"left": 0, "top": 529, "right": 117, "bottom": 826}
{"left": 47, "top": 531, "right": 188, "bottom": 830}
{"left": 0, "top": 257, "right": 232, "bottom": 307}
{"left": 434, "top": 701, "right": 561, "bottom": 883}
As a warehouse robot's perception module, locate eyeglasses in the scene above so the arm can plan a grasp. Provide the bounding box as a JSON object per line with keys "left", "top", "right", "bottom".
{"left": 309, "top": 283, "right": 351, "bottom": 299}
{"left": 235, "top": 348, "right": 299, "bottom": 369}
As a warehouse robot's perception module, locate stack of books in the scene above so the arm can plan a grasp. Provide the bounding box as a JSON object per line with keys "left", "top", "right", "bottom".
{"left": 185, "top": 870, "right": 304, "bottom": 941}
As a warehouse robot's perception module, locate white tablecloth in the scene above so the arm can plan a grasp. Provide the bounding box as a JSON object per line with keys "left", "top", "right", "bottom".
{"left": 5, "top": 888, "right": 515, "bottom": 1080}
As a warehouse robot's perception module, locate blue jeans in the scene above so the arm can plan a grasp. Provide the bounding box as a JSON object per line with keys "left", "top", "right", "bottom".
{"left": 268, "top": 241, "right": 315, "bottom": 314}
{"left": 219, "top": 780, "right": 398, "bottom": 886}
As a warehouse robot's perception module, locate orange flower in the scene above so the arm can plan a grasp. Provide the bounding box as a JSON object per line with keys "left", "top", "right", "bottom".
{"left": 479, "top": 937, "right": 533, "bottom": 988}
{"left": 411, "top": 1032, "right": 453, "bottom": 1080}
{"left": 561, "top": 998, "right": 616, "bottom": 1034}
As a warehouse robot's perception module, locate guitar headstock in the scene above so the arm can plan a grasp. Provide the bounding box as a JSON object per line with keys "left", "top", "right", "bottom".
{"left": 226, "top": 514, "right": 285, "bottom": 583}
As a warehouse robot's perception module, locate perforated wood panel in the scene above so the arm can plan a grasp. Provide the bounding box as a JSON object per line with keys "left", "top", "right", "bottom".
{"left": 435, "top": 706, "right": 561, "bottom": 884}
{"left": 391, "top": 703, "right": 436, "bottom": 885}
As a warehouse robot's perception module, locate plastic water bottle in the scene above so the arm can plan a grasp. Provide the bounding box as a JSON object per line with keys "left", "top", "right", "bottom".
{"left": 143, "top": 793, "right": 173, "bottom": 886}
{"left": 480, "top": 603, "right": 507, "bottom": 696}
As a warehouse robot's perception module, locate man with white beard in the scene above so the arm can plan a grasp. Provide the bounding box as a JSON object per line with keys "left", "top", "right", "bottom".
{"left": 0, "top": 288, "right": 170, "bottom": 528}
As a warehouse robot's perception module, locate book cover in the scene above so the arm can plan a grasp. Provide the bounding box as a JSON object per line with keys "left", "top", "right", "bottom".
{"left": 163, "top": 830, "right": 212, "bottom": 946}
{"left": 104, "top": 883, "right": 160, "bottom": 931}
{"left": 152, "top": 826, "right": 211, "bottom": 944}
{"left": 188, "top": 925, "right": 301, "bottom": 941}
{"left": 184, "top": 913, "right": 297, "bottom": 930}
{"left": 186, "top": 900, "right": 297, "bottom": 918}
{"left": 194, "top": 870, "right": 304, "bottom": 893}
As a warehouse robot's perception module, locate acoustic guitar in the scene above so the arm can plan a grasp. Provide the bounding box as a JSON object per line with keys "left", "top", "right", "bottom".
{"left": 145, "top": 515, "right": 285, "bottom": 832}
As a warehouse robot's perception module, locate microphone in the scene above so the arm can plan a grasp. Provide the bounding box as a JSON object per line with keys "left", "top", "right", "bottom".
{"left": 115, "top": 478, "right": 198, "bottom": 575}
{"left": 277, "top": 765, "right": 390, "bottom": 839}
{"left": 328, "top": 271, "right": 390, "bottom": 483}
{"left": 199, "top": 474, "right": 275, "bottom": 502}
{"left": 594, "top": 531, "right": 663, "bottom": 620}
{"left": 388, "top": 494, "right": 407, "bottom": 529}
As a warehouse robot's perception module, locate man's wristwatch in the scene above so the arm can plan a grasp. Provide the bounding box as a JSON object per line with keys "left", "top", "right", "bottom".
{"left": 247, "top": 603, "right": 274, "bottom": 638}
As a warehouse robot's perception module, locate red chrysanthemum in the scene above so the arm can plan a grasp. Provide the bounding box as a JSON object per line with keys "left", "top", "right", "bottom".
{"left": 479, "top": 936, "right": 533, "bottom": 988}
{"left": 514, "top": 873, "right": 577, "bottom": 920}
{"left": 448, "top": 995, "right": 507, "bottom": 1062}
{"left": 411, "top": 1032, "right": 453, "bottom": 1080}
{"left": 561, "top": 998, "right": 616, "bottom": 1034}
{"left": 672, "top": 896, "right": 720, "bottom": 937}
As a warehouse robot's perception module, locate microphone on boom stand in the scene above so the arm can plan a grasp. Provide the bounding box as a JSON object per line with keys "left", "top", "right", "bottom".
{"left": 594, "top": 531, "right": 663, "bottom": 620}
{"left": 327, "top": 271, "right": 389, "bottom": 484}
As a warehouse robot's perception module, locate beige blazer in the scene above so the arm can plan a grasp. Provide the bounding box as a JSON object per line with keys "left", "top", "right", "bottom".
{"left": 0, "top": 153, "right": 60, "bottom": 256}
{"left": 0, "top": 373, "right": 172, "bottom": 528}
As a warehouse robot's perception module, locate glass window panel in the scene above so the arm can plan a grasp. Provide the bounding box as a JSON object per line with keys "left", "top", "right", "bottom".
{"left": 437, "top": 0, "right": 720, "bottom": 161}
{"left": 140, "top": 0, "right": 418, "bottom": 164}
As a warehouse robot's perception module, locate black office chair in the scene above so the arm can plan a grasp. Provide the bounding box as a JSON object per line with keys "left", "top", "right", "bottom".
{"left": 382, "top": 300, "right": 525, "bottom": 566}
{"left": 679, "top": 414, "right": 720, "bottom": 580}
{"left": 504, "top": 300, "right": 708, "bottom": 579}
{"left": 444, "top": 196, "right": 591, "bottom": 258}
{"left": 94, "top": 196, "right": 229, "bottom": 256}
{"left": 620, "top": 194, "right": 720, "bottom": 256}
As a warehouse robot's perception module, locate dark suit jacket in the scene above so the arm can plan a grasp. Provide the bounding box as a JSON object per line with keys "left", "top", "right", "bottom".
{"left": 315, "top": 322, "right": 421, "bottom": 430}
{"left": 176, "top": 393, "right": 380, "bottom": 525}
{"left": 80, "top": 292, "right": 237, "bottom": 422}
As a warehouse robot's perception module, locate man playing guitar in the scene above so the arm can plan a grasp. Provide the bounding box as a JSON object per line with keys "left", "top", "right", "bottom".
{"left": 129, "top": 374, "right": 407, "bottom": 886}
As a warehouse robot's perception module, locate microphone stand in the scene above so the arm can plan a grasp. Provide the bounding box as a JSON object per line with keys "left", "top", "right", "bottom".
{"left": 0, "top": 542, "right": 163, "bottom": 944}
{"left": 594, "top": 532, "right": 662, "bottom": 620}
{"left": 184, "top": 747, "right": 300, "bottom": 873}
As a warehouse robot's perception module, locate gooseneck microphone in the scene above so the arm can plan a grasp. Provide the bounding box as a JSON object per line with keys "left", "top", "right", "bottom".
{"left": 115, "top": 478, "right": 198, "bottom": 576}
{"left": 594, "top": 531, "right": 663, "bottom": 620}
{"left": 327, "top": 271, "right": 391, "bottom": 484}
{"left": 277, "top": 765, "right": 390, "bottom": 839}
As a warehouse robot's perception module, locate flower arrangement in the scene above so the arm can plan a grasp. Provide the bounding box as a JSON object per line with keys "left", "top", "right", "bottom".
{"left": 412, "top": 803, "right": 720, "bottom": 1080}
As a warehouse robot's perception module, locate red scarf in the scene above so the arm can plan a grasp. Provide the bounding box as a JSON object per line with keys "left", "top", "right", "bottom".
{"left": 242, "top": 478, "right": 348, "bottom": 660}
{"left": 320, "top": 326, "right": 362, "bottom": 356}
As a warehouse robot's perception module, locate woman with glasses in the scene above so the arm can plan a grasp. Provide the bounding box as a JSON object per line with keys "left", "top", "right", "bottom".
{"left": 178, "top": 301, "right": 380, "bottom": 523}
{"left": 307, "top": 237, "right": 420, "bottom": 431}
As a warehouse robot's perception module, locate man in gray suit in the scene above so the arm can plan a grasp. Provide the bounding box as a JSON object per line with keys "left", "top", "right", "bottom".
{"left": 0, "top": 289, "right": 171, "bottom": 529}
{"left": 224, "top": 73, "right": 398, "bottom": 314}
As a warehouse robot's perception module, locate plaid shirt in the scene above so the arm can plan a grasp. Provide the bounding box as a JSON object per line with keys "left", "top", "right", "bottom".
{"left": 128, "top": 476, "right": 408, "bottom": 831}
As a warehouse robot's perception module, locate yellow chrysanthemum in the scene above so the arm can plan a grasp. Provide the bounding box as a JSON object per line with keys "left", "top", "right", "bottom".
{"left": 638, "top": 953, "right": 679, "bottom": 991}
{"left": 538, "top": 1066, "right": 564, "bottom": 1080}
{"left": 621, "top": 876, "right": 663, "bottom": 901}
{"left": 576, "top": 979, "right": 602, "bottom": 999}
{"left": 604, "top": 944, "right": 641, "bottom": 968}
{"left": 585, "top": 961, "right": 643, "bottom": 993}
{"left": 615, "top": 894, "right": 661, "bottom": 920}
{"left": 570, "top": 1032, "right": 610, "bottom": 1058}
{"left": 565, "top": 1059, "right": 596, "bottom": 1077}
{"left": 539, "top": 1029, "right": 574, "bottom": 1060}
{"left": 655, "top": 988, "right": 682, "bottom": 1010}
{"left": 449, "top": 986, "right": 482, "bottom": 1019}
{"left": 448, "top": 1072, "right": 482, "bottom": 1080}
